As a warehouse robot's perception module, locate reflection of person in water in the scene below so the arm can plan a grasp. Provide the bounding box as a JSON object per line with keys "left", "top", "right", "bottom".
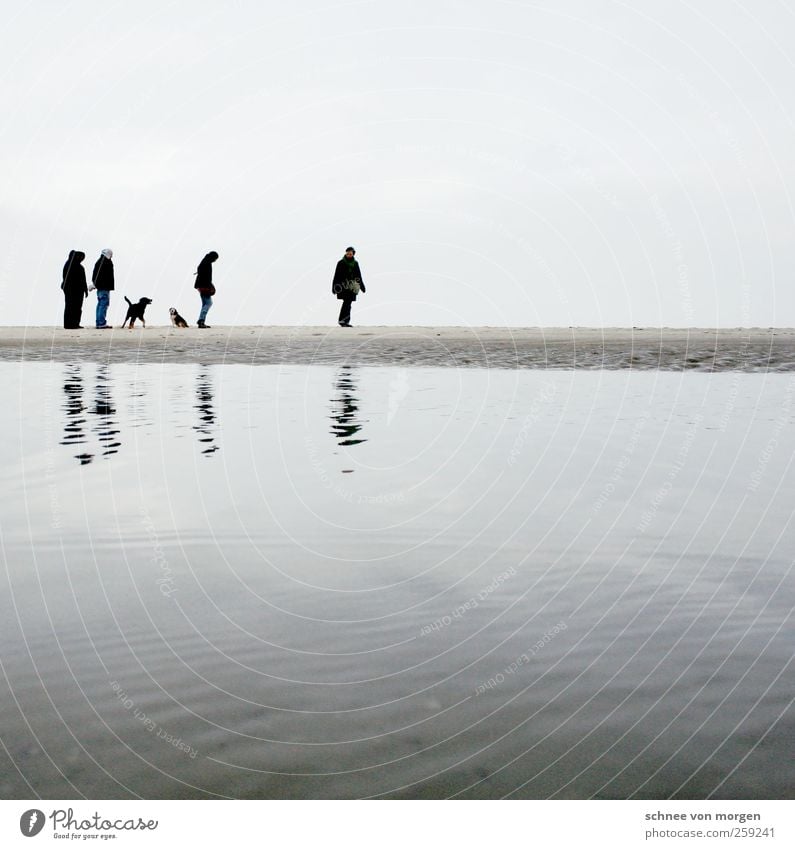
{"left": 91, "top": 365, "right": 121, "bottom": 458}
{"left": 330, "top": 366, "right": 367, "bottom": 446}
{"left": 60, "top": 365, "right": 93, "bottom": 464}
{"left": 194, "top": 368, "right": 220, "bottom": 455}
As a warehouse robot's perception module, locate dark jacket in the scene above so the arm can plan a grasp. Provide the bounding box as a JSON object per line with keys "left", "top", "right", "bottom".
{"left": 92, "top": 256, "right": 115, "bottom": 291}
{"left": 61, "top": 250, "right": 87, "bottom": 295}
{"left": 194, "top": 252, "right": 218, "bottom": 292}
{"left": 332, "top": 258, "right": 365, "bottom": 300}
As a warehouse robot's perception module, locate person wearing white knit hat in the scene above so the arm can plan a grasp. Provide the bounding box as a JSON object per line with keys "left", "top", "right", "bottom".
{"left": 90, "top": 248, "right": 115, "bottom": 329}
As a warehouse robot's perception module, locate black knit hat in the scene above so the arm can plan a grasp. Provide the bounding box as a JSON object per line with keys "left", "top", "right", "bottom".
{"left": 345, "top": 246, "right": 355, "bottom": 254}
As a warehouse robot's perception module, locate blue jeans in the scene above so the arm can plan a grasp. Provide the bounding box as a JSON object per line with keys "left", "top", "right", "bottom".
{"left": 198, "top": 294, "right": 213, "bottom": 323}
{"left": 95, "top": 290, "right": 110, "bottom": 327}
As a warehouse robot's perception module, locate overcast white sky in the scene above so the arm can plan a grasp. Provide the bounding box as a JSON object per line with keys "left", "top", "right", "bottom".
{"left": 1, "top": 0, "right": 793, "bottom": 327}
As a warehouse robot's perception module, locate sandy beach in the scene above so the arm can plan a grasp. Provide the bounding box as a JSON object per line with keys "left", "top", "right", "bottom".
{"left": 1, "top": 326, "right": 793, "bottom": 370}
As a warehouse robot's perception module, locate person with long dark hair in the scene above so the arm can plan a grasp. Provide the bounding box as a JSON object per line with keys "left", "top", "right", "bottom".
{"left": 194, "top": 251, "right": 219, "bottom": 328}
{"left": 61, "top": 250, "right": 87, "bottom": 329}
{"left": 331, "top": 246, "right": 366, "bottom": 327}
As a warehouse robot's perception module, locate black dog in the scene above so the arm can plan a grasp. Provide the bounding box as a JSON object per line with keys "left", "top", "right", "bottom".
{"left": 169, "top": 307, "right": 189, "bottom": 328}
{"left": 122, "top": 296, "right": 153, "bottom": 329}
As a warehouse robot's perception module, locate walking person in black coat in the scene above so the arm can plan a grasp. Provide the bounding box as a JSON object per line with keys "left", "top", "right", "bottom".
{"left": 61, "top": 250, "right": 88, "bottom": 329}
{"left": 89, "top": 248, "right": 114, "bottom": 329}
{"left": 332, "top": 246, "right": 366, "bottom": 327}
{"left": 194, "top": 251, "right": 219, "bottom": 328}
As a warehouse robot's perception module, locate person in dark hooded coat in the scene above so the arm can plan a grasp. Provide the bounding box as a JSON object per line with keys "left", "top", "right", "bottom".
{"left": 332, "top": 246, "right": 366, "bottom": 327}
{"left": 61, "top": 250, "right": 88, "bottom": 329}
{"left": 194, "top": 251, "right": 219, "bottom": 328}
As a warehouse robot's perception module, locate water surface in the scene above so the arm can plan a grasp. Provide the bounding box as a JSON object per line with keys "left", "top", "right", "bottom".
{"left": 1, "top": 362, "right": 792, "bottom": 798}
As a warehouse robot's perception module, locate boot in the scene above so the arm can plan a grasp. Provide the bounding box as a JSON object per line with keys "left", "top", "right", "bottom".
{"left": 197, "top": 320, "right": 211, "bottom": 329}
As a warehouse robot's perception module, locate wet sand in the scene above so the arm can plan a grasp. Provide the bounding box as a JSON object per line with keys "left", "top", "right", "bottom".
{"left": 1, "top": 326, "right": 793, "bottom": 370}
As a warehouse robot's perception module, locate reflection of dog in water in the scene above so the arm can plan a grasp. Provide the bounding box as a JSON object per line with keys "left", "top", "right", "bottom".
{"left": 121, "top": 296, "right": 153, "bottom": 329}
{"left": 169, "top": 307, "right": 189, "bottom": 328}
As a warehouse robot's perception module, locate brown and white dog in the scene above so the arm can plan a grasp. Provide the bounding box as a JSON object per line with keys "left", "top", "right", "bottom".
{"left": 169, "top": 307, "right": 189, "bottom": 328}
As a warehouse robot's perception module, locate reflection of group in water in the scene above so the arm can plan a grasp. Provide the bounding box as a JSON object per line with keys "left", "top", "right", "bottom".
{"left": 60, "top": 245, "right": 367, "bottom": 329}
{"left": 59, "top": 366, "right": 221, "bottom": 464}
{"left": 60, "top": 365, "right": 121, "bottom": 465}
{"left": 58, "top": 364, "right": 371, "bottom": 465}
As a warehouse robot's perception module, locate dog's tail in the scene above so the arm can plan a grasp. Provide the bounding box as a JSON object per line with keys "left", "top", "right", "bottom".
{"left": 124, "top": 295, "right": 132, "bottom": 305}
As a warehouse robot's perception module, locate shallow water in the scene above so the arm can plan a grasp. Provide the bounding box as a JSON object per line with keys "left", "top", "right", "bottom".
{"left": 1, "top": 362, "right": 793, "bottom": 799}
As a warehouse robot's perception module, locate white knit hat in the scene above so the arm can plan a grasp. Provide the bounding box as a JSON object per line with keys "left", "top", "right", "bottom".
{"left": 101, "top": 248, "right": 113, "bottom": 259}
